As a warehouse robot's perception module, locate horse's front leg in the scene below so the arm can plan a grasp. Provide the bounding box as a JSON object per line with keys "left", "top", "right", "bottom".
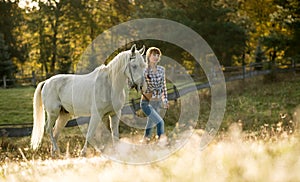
{"left": 110, "top": 110, "right": 121, "bottom": 144}
{"left": 81, "top": 114, "right": 102, "bottom": 157}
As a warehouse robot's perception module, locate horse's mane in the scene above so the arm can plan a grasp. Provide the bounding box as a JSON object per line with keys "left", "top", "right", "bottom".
{"left": 107, "top": 50, "right": 130, "bottom": 81}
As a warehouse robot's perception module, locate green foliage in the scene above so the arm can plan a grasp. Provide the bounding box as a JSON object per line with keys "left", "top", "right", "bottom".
{"left": 0, "top": 0, "right": 299, "bottom": 80}
{"left": 0, "top": 33, "right": 16, "bottom": 79}
{"left": 272, "top": 0, "right": 300, "bottom": 62}
{"left": 0, "top": 0, "right": 27, "bottom": 64}
{"left": 133, "top": 0, "right": 248, "bottom": 67}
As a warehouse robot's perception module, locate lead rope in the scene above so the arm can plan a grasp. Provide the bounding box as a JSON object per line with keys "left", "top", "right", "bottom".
{"left": 141, "top": 91, "right": 150, "bottom": 101}
{"left": 127, "top": 55, "right": 150, "bottom": 102}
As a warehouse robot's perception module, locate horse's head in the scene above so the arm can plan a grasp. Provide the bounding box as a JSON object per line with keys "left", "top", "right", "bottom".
{"left": 125, "top": 44, "right": 147, "bottom": 92}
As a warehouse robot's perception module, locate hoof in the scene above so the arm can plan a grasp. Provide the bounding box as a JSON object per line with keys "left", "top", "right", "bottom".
{"left": 80, "top": 149, "right": 86, "bottom": 157}
{"left": 51, "top": 149, "right": 61, "bottom": 158}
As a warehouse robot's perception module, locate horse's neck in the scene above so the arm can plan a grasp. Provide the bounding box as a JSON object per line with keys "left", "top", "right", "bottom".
{"left": 109, "top": 53, "right": 128, "bottom": 93}
{"left": 111, "top": 69, "right": 127, "bottom": 93}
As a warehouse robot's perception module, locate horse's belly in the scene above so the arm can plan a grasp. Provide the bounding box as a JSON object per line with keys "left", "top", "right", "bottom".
{"left": 60, "top": 85, "right": 93, "bottom": 116}
{"left": 62, "top": 101, "right": 91, "bottom": 116}
{"left": 73, "top": 107, "right": 91, "bottom": 116}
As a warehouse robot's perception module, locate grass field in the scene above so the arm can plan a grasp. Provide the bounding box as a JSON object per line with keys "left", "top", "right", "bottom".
{"left": 1, "top": 73, "right": 299, "bottom": 129}
{"left": 222, "top": 74, "right": 300, "bottom": 131}
{"left": 0, "top": 87, "right": 35, "bottom": 125}
{"left": 1, "top": 73, "right": 300, "bottom": 181}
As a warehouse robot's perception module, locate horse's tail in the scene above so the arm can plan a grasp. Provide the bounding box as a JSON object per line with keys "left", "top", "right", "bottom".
{"left": 31, "top": 81, "right": 46, "bottom": 150}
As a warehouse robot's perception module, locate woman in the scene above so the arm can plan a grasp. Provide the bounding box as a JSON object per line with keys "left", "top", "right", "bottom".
{"left": 140, "top": 47, "right": 169, "bottom": 145}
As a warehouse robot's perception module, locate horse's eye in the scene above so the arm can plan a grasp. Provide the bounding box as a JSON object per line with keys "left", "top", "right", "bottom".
{"left": 132, "top": 65, "right": 137, "bottom": 69}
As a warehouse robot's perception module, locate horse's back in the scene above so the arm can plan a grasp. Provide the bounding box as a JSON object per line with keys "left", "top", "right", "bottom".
{"left": 42, "top": 69, "right": 109, "bottom": 116}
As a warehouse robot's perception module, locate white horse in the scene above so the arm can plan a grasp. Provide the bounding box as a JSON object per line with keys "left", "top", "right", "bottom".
{"left": 31, "top": 44, "right": 146, "bottom": 156}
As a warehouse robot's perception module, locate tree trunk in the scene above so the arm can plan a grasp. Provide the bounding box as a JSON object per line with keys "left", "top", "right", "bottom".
{"left": 50, "top": 1, "right": 61, "bottom": 74}
{"left": 50, "top": 27, "right": 58, "bottom": 74}
{"left": 3, "top": 75, "right": 7, "bottom": 89}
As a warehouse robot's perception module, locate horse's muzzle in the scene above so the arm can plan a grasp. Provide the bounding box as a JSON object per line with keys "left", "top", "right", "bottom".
{"left": 130, "top": 83, "right": 143, "bottom": 92}
{"left": 129, "top": 76, "right": 145, "bottom": 93}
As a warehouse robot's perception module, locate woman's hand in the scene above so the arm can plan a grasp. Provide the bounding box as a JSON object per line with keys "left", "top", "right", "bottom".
{"left": 141, "top": 82, "right": 147, "bottom": 92}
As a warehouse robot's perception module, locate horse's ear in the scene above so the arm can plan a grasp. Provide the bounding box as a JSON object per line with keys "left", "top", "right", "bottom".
{"left": 130, "top": 44, "right": 136, "bottom": 55}
{"left": 139, "top": 45, "right": 145, "bottom": 55}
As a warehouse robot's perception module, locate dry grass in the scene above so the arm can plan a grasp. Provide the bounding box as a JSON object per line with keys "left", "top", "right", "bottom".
{"left": 1, "top": 127, "right": 300, "bottom": 181}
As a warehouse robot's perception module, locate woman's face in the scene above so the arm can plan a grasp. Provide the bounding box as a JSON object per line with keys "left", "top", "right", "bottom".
{"left": 149, "top": 52, "right": 160, "bottom": 63}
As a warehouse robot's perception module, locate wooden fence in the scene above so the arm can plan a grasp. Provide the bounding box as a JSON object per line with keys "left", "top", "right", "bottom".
{"left": 1, "top": 61, "right": 299, "bottom": 88}
{"left": 0, "top": 71, "right": 46, "bottom": 88}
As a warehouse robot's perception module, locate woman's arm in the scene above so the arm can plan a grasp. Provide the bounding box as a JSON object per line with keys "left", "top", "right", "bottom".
{"left": 161, "top": 67, "right": 169, "bottom": 108}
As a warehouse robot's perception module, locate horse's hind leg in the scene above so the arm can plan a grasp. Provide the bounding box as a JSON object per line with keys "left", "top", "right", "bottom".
{"left": 53, "top": 112, "right": 70, "bottom": 145}
{"left": 46, "top": 110, "right": 60, "bottom": 156}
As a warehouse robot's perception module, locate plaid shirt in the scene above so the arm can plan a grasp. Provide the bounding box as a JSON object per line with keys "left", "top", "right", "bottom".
{"left": 144, "top": 65, "right": 168, "bottom": 104}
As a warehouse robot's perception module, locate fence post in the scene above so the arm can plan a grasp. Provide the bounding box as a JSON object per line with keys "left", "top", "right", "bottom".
{"left": 242, "top": 53, "right": 246, "bottom": 79}
{"left": 242, "top": 65, "right": 246, "bottom": 79}
{"left": 173, "top": 85, "right": 179, "bottom": 102}
{"left": 292, "top": 58, "right": 296, "bottom": 74}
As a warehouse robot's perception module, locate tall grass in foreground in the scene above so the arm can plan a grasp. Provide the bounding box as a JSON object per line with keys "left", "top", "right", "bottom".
{"left": 1, "top": 126, "right": 300, "bottom": 182}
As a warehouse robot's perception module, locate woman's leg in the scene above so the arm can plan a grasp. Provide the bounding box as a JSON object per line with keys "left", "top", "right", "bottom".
{"left": 141, "top": 100, "right": 164, "bottom": 138}
{"left": 149, "top": 101, "right": 164, "bottom": 137}
{"left": 141, "top": 100, "right": 153, "bottom": 138}
{"left": 156, "top": 121, "right": 164, "bottom": 137}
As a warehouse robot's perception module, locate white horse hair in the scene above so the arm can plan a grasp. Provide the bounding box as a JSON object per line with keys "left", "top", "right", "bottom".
{"left": 31, "top": 44, "right": 146, "bottom": 156}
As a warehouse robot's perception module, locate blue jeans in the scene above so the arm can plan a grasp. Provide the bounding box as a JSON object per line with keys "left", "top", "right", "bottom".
{"left": 140, "top": 100, "right": 164, "bottom": 138}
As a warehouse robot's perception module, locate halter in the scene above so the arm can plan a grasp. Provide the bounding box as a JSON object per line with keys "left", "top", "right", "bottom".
{"left": 126, "top": 55, "right": 139, "bottom": 92}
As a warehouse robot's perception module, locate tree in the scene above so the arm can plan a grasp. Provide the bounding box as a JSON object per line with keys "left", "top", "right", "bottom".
{"left": 21, "top": 0, "right": 134, "bottom": 75}
{"left": 25, "top": 0, "right": 91, "bottom": 75}
{"left": 132, "top": 0, "right": 248, "bottom": 67}
{"left": 271, "top": 0, "right": 300, "bottom": 63}
{"left": 0, "top": 33, "right": 17, "bottom": 85}
{"left": 0, "top": 0, "right": 28, "bottom": 65}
